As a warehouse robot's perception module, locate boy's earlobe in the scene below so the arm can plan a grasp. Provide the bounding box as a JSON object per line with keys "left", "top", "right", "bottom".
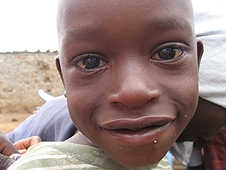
{"left": 55, "top": 55, "right": 65, "bottom": 85}
{"left": 197, "top": 40, "right": 204, "bottom": 67}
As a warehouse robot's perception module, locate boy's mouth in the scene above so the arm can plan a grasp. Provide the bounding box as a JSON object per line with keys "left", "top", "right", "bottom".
{"left": 109, "top": 125, "right": 164, "bottom": 135}
{"left": 100, "top": 116, "right": 174, "bottom": 146}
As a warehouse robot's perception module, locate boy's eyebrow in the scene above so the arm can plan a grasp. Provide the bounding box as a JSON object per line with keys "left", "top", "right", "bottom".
{"left": 63, "top": 26, "right": 102, "bottom": 43}
{"left": 149, "top": 17, "right": 193, "bottom": 33}
{"left": 63, "top": 17, "right": 193, "bottom": 43}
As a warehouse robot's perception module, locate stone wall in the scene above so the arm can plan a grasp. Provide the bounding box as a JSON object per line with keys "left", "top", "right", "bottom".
{"left": 0, "top": 52, "right": 64, "bottom": 113}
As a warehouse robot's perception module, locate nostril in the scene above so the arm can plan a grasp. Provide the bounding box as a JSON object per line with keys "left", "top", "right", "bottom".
{"left": 111, "top": 102, "right": 122, "bottom": 107}
{"left": 109, "top": 90, "right": 160, "bottom": 110}
{"left": 146, "top": 98, "right": 159, "bottom": 105}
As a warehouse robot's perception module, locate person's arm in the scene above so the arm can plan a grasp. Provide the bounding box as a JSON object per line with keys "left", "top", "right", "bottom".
{"left": 14, "top": 136, "right": 41, "bottom": 154}
{"left": 0, "top": 130, "right": 41, "bottom": 170}
{"left": 6, "top": 95, "right": 76, "bottom": 142}
{"left": 0, "top": 130, "right": 19, "bottom": 156}
{"left": 0, "top": 130, "right": 18, "bottom": 170}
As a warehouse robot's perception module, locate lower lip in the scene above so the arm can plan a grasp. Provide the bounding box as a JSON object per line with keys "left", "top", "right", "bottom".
{"left": 103, "top": 123, "right": 170, "bottom": 146}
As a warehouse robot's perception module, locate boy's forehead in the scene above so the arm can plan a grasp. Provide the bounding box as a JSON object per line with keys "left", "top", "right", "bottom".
{"left": 57, "top": 0, "right": 194, "bottom": 45}
{"left": 59, "top": 0, "right": 191, "bottom": 8}
{"left": 58, "top": 0, "right": 193, "bottom": 22}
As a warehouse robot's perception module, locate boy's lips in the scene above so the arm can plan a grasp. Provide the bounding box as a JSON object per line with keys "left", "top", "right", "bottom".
{"left": 99, "top": 116, "right": 174, "bottom": 146}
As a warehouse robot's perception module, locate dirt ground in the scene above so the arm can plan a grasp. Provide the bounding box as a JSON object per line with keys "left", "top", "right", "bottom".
{"left": 0, "top": 112, "right": 31, "bottom": 134}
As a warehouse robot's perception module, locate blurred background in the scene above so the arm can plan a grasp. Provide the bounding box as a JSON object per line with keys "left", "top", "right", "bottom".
{"left": 0, "top": 0, "right": 63, "bottom": 132}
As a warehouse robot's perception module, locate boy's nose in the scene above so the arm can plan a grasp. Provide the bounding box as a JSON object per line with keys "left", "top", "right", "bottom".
{"left": 108, "top": 67, "right": 160, "bottom": 109}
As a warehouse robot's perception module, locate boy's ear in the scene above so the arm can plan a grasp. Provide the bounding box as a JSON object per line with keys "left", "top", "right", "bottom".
{"left": 55, "top": 55, "right": 65, "bottom": 86}
{"left": 196, "top": 40, "right": 204, "bottom": 67}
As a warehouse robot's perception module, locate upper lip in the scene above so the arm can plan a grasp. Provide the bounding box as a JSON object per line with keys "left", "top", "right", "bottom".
{"left": 100, "top": 116, "right": 174, "bottom": 131}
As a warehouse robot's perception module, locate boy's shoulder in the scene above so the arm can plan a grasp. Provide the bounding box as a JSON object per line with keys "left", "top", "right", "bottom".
{"left": 9, "top": 142, "right": 172, "bottom": 170}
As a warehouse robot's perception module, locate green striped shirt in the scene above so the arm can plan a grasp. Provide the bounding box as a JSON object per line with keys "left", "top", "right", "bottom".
{"left": 8, "top": 142, "right": 172, "bottom": 170}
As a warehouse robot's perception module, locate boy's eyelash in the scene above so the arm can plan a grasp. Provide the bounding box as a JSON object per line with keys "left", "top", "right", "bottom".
{"left": 152, "top": 43, "right": 187, "bottom": 55}
{"left": 71, "top": 54, "right": 100, "bottom": 64}
{"left": 161, "top": 43, "right": 186, "bottom": 51}
{"left": 70, "top": 53, "right": 109, "bottom": 72}
{"left": 70, "top": 43, "right": 187, "bottom": 66}
{"left": 149, "top": 42, "right": 188, "bottom": 62}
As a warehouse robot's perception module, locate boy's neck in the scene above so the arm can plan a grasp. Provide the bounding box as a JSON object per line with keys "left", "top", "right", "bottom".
{"left": 66, "top": 131, "right": 95, "bottom": 147}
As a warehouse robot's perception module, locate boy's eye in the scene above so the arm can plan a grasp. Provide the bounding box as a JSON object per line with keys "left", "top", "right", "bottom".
{"left": 75, "top": 54, "right": 107, "bottom": 70}
{"left": 152, "top": 47, "right": 184, "bottom": 61}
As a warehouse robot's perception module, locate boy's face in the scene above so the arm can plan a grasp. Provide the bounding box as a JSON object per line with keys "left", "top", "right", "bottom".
{"left": 57, "top": 0, "right": 203, "bottom": 168}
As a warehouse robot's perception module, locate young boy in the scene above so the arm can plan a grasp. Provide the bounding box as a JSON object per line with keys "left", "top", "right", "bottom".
{"left": 8, "top": 0, "right": 203, "bottom": 169}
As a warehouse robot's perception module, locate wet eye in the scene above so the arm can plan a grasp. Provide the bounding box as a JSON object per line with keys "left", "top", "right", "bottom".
{"left": 152, "top": 47, "right": 184, "bottom": 61}
{"left": 75, "top": 54, "right": 107, "bottom": 70}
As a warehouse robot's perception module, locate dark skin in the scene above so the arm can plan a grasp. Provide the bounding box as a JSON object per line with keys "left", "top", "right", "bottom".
{"left": 1, "top": 0, "right": 203, "bottom": 169}
{"left": 0, "top": 130, "right": 18, "bottom": 170}
{"left": 3, "top": 77, "right": 225, "bottom": 169}
{"left": 2, "top": 0, "right": 224, "bottom": 168}
{"left": 56, "top": 0, "right": 203, "bottom": 168}
{"left": 4, "top": 99, "right": 223, "bottom": 169}
{"left": 177, "top": 97, "right": 226, "bottom": 149}
{"left": 177, "top": 98, "right": 226, "bottom": 170}
{"left": 4, "top": 94, "right": 225, "bottom": 169}
{"left": 4, "top": 100, "right": 223, "bottom": 169}
{"left": 0, "top": 132, "right": 41, "bottom": 170}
